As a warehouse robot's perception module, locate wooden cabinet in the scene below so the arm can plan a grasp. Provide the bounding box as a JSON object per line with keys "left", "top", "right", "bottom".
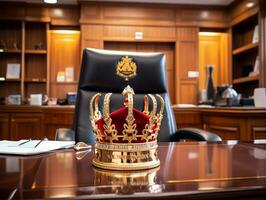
{"left": 249, "top": 118, "right": 266, "bottom": 139}
{"left": 0, "top": 113, "right": 9, "bottom": 139}
{"left": 203, "top": 115, "right": 241, "bottom": 140}
{"left": 173, "top": 106, "right": 266, "bottom": 141}
{"left": 230, "top": 4, "right": 260, "bottom": 97}
{"left": 43, "top": 107, "right": 74, "bottom": 140}
{"left": 1, "top": 106, "right": 266, "bottom": 141}
{"left": 10, "top": 113, "right": 43, "bottom": 140}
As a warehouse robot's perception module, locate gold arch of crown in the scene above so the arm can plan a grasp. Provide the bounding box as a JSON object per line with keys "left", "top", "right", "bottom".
{"left": 89, "top": 85, "right": 164, "bottom": 144}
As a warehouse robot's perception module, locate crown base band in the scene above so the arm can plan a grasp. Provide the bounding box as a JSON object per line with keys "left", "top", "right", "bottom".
{"left": 93, "top": 147, "right": 160, "bottom": 170}
{"left": 95, "top": 142, "right": 158, "bottom": 152}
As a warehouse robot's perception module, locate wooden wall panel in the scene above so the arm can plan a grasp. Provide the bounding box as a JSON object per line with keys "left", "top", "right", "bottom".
{"left": 103, "top": 26, "right": 176, "bottom": 42}
{"left": 176, "top": 7, "right": 229, "bottom": 28}
{"left": 49, "top": 6, "right": 80, "bottom": 26}
{"left": 0, "top": 3, "right": 25, "bottom": 20}
{"left": 25, "top": 5, "right": 50, "bottom": 22}
{"left": 177, "top": 27, "right": 198, "bottom": 42}
{"left": 0, "top": 3, "right": 79, "bottom": 25}
{"left": 80, "top": 3, "right": 227, "bottom": 28}
{"left": 81, "top": 25, "right": 103, "bottom": 50}
{"left": 179, "top": 82, "right": 198, "bottom": 104}
{"left": 80, "top": 3, "right": 176, "bottom": 26}
{"left": 80, "top": 4, "right": 102, "bottom": 23}
{"left": 176, "top": 27, "right": 199, "bottom": 104}
{"left": 179, "top": 42, "right": 197, "bottom": 80}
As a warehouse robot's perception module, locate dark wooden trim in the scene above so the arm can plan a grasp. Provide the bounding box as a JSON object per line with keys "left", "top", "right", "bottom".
{"left": 259, "top": 0, "right": 266, "bottom": 88}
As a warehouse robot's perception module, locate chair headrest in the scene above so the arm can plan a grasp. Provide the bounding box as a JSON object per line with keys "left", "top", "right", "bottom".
{"left": 79, "top": 48, "right": 168, "bottom": 94}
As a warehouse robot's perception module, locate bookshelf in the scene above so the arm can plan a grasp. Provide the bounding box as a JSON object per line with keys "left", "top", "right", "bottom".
{"left": 24, "top": 22, "right": 49, "bottom": 98}
{"left": 0, "top": 20, "right": 49, "bottom": 103}
{"left": 232, "top": 11, "right": 259, "bottom": 98}
{"left": 0, "top": 20, "right": 22, "bottom": 99}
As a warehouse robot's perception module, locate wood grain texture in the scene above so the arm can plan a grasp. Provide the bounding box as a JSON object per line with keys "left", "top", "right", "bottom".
{"left": 199, "top": 33, "right": 229, "bottom": 91}
{"left": 230, "top": 0, "right": 258, "bottom": 24}
{"left": 1, "top": 142, "right": 266, "bottom": 199}
{"left": 43, "top": 107, "right": 74, "bottom": 139}
{"left": 81, "top": 25, "right": 103, "bottom": 50}
{"left": 103, "top": 26, "right": 176, "bottom": 42}
{"left": 176, "top": 27, "right": 199, "bottom": 104}
{"left": 174, "top": 106, "right": 266, "bottom": 141}
{"left": 203, "top": 116, "right": 241, "bottom": 140}
{"left": 80, "top": 3, "right": 228, "bottom": 28}
{"left": 0, "top": 113, "right": 9, "bottom": 140}
{"left": 10, "top": 113, "right": 43, "bottom": 140}
{"left": 259, "top": 0, "right": 266, "bottom": 88}
{"left": 49, "top": 30, "right": 80, "bottom": 98}
{"left": 230, "top": 1, "right": 260, "bottom": 98}
{"left": 1, "top": 105, "right": 266, "bottom": 141}
{"left": 0, "top": 3, "right": 79, "bottom": 26}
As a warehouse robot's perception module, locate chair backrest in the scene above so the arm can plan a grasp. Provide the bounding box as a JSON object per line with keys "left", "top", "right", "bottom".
{"left": 73, "top": 48, "right": 177, "bottom": 143}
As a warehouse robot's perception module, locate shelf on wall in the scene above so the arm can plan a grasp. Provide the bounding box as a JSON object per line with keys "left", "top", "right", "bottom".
{"left": 0, "top": 79, "right": 21, "bottom": 82}
{"left": 233, "top": 43, "right": 258, "bottom": 55}
{"left": 24, "top": 78, "right": 46, "bottom": 83}
{"left": 233, "top": 75, "right": 259, "bottom": 84}
{"left": 0, "top": 49, "right": 22, "bottom": 53}
{"left": 25, "top": 50, "right": 47, "bottom": 54}
{"left": 55, "top": 81, "right": 78, "bottom": 84}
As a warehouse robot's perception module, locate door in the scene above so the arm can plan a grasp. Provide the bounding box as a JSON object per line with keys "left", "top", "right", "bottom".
{"left": 49, "top": 30, "right": 81, "bottom": 99}
{"left": 104, "top": 42, "right": 175, "bottom": 103}
{"left": 199, "top": 33, "right": 229, "bottom": 92}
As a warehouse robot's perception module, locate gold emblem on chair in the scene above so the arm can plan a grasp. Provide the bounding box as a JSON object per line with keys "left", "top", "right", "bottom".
{"left": 116, "top": 56, "right": 137, "bottom": 81}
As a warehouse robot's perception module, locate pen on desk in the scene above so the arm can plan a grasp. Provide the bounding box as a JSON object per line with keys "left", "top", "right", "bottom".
{"left": 34, "top": 137, "right": 48, "bottom": 148}
{"left": 18, "top": 139, "right": 32, "bottom": 146}
{"left": 34, "top": 139, "right": 44, "bottom": 148}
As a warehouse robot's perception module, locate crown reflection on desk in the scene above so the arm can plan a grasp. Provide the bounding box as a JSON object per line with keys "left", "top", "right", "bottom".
{"left": 93, "top": 167, "right": 162, "bottom": 194}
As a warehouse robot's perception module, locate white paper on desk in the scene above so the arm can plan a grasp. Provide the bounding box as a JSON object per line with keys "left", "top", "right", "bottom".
{"left": 0, "top": 140, "right": 75, "bottom": 155}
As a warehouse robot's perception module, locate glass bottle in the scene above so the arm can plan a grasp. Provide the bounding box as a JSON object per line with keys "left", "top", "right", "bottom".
{"left": 206, "top": 65, "right": 215, "bottom": 103}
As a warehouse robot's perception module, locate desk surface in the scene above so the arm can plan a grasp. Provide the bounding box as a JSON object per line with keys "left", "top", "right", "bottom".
{"left": 1, "top": 141, "right": 266, "bottom": 199}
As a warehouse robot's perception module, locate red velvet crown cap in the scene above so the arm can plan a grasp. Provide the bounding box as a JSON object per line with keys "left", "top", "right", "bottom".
{"left": 95, "top": 107, "right": 158, "bottom": 143}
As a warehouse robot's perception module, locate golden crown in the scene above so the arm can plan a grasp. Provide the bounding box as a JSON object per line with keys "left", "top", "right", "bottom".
{"left": 89, "top": 85, "right": 164, "bottom": 170}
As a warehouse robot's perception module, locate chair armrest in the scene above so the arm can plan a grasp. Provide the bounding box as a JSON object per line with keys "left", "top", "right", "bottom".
{"left": 55, "top": 128, "right": 75, "bottom": 141}
{"left": 170, "top": 128, "right": 222, "bottom": 142}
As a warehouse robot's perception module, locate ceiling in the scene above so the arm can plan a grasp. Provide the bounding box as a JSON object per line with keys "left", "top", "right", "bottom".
{"left": 0, "top": 0, "right": 235, "bottom": 6}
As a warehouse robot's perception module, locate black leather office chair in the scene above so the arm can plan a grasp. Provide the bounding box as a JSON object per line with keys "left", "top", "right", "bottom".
{"left": 66, "top": 48, "right": 221, "bottom": 143}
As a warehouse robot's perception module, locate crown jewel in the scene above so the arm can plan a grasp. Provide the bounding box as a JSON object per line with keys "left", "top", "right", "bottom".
{"left": 89, "top": 85, "right": 164, "bottom": 170}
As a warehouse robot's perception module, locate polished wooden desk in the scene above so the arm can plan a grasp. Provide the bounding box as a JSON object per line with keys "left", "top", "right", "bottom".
{"left": 1, "top": 141, "right": 266, "bottom": 199}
